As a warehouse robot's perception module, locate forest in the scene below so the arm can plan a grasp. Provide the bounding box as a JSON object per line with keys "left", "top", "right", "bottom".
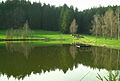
{"left": 0, "top": 0, "right": 120, "bottom": 39}
{"left": 0, "top": 1, "right": 120, "bottom": 81}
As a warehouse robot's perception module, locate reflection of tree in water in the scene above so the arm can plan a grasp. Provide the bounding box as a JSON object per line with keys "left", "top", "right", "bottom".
{"left": 0, "top": 44, "right": 120, "bottom": 80}
{"left": 5, "top": 42, "right": 34, "bottom": 59}
{"left": 90, "top": 47, "right": 120, "bottom": 70}
{"left": 0, "top": 44, "right": 76, "bottom": 80}
{"left": 76, "top": 46, "right": 120, "bottom": 70}
{"left": 69, "top": 45, "right": 77, "bottom": 60}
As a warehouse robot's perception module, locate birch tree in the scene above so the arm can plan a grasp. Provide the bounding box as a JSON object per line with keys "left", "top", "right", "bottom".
{"left": 115, "top": 7, "right": 120, "bottom": 39}
{"left": 91, "top": 14, "right": 101, "bottom": 37}
{"left": 70, "top": 19, "right": 78, "bottom": 35}
{"left": 104, "top": 9, "right": 115, "bottom": 38}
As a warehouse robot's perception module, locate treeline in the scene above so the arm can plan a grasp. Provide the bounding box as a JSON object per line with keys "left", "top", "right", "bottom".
{"left": 0, "top": 0, "right": 60, "bottom": 31}
{"left": 0, "top": 0, "right": 76, "bottom": 33}
{"left": 91, "top": 7, "right": 120, "bottom": 39}
{"left": 0, "top": 0, "right": 120, "bottom": 36}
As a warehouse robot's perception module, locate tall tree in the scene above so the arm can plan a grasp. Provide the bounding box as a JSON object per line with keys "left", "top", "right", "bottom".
{"left": 115, "top": 7, "right": 120, "bottom": 39}
{"left": 70, "top": 19, "right": 78, "bottom": 35}
{"left": 104, "top": 8, "right": 116, "bottom": 38}
{"left": 91, "top": 14, "right": 101, "bottom": 37}
{"left": 59, "top": 4, "right": 74, "bottom": 33}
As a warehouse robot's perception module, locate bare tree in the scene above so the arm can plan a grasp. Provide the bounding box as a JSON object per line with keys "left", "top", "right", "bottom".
{"left": 115, "top": 7, "right": 120, "bottom": 39}
{"left": 100, "top": 15, "right": 105, "bottom": 37}
{"left": 91, "top": 8, "right": 120, "bottom": 39}
{"left": 22, "top": 20, "right": 32, "bottom": 38}
{"left": 104, "top": 8, "right": 116, "bottom": 38}
{"left": 70, "top": 19, "right": 78, "bottom": 35}
{"left": 23, "top": 20, "right": 29, "bottom": 33}
{"left": 91, "top": 14, "right": 101, "bottom": 37}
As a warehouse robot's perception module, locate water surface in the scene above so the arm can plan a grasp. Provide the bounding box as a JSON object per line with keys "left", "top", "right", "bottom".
{"left": 0, "top": 42, "right": 120, "bottom": 81}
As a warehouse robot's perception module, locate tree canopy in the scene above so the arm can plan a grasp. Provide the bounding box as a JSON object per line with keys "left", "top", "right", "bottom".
{"left": 0, "top": 0, "right": 120, "bottom": 38}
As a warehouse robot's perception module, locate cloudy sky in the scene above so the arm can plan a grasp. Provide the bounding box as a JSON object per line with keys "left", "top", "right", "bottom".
{"left": 1, "top": 0, "right": 120, "bottom": 11}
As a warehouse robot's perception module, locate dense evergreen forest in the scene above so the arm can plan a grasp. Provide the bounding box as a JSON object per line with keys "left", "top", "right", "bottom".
{"left": 0, "top": 0, "right": 120, "bottom": 38}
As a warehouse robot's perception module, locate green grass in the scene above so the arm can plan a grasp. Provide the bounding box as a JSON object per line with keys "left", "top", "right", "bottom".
{"left": 0, "top": 30, "right": 120, "bottom": 49}
{"left": 78, "top": 35, "right": 120, "bottom": 49}
{"left": 31, "top": 30, "right": 75, "bottom": 40}
{"left": 0, "top": 30, "right": 6, "bottom": 39}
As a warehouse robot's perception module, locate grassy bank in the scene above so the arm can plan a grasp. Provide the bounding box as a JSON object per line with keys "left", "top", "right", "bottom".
{"left": 76, "top": 35, "right": 120, "bottom": 49}
{"left": 0, "top": 30, "right": 120, "bottom": 49}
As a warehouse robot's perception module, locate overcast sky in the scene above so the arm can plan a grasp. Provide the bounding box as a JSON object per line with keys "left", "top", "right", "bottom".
{"left": 1, "top": 0, "right": 120, "bottom": 11}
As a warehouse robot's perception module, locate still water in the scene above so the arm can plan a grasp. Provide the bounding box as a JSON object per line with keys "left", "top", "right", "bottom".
{"left": 0, "top": 42, "right": 120, "bottom": 81}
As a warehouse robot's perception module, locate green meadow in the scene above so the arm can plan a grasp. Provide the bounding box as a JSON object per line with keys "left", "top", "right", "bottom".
{"left": 0, "top": 30, "right": 120, "bottom": 49}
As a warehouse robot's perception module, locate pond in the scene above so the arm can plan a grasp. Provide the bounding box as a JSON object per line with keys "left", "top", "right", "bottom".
{"left": 0, "top": 42, "right": 120, "bottom": 81}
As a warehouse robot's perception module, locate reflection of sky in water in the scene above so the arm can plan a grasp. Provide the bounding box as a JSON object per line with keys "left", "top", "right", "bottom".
{"left": 0, "top": 64, "right": 108, "bottom": 81}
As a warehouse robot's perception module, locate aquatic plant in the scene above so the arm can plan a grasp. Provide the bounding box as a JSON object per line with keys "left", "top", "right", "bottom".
{"left": 97, "top": 71, "right": 119, "bottom": 81}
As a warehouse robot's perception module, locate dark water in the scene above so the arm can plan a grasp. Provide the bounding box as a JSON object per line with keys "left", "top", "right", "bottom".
{"left": 0, "top": 42, "right": 120, "bottom": 81}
